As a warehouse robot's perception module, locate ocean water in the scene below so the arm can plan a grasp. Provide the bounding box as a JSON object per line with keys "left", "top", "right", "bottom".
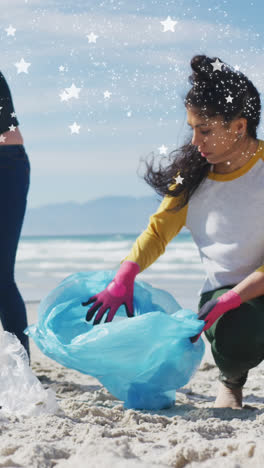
{"left": 16, "top": 231, "right": 205, "bottom": 310}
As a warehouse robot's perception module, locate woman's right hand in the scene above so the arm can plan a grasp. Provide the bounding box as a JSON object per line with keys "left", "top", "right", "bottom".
{"left": 82, "top": 261, "right": 140, "bottom": 324}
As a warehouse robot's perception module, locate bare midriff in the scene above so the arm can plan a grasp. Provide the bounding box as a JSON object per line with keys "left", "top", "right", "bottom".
{"left": 0, "top": 127, "right": 24, "bottom": 145}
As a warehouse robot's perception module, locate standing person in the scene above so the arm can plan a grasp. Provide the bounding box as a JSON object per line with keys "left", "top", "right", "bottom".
{"left": 0, "top": 71, "right": 30, "bottom": 358}
{"left": 83, "top": 55, "right": 264, "bottom": 410}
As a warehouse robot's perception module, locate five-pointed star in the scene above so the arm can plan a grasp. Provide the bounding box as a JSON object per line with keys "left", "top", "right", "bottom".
{"left": 9, "top": 124, "right": 16, "bottom": 132}
{"left": 14, "top": 58, "right": 31, "bottom": 74}
{"left": 87, "top": 32, "right": 98, "bottom": 43}
{"left": 69, "top": 122, "right": 80, "bottom": 134}
{"left": 160, "top": 16, "right": 178, "bottom": 32}
{"left": 104, "top": 90, "right": 112, "bottom": 99}
{"left": 0, "top": 135, "right": 6, "bottom": 142}
{"left": 234, "top": 64, "right": 240, "bottom": 71}
{"left": 5, "top": 25, "right": 16, "bottom": 36}
{"left": 65, "top": 83, "right": 81, "bottom": 99}
{"left": 211, "top": 58, "right": 223, "bottom": 72}
{"left": 158, "top": 144, "right": 168, "bottom": 155}
{"left": 226, "top": 94, "right": 233, "bottom": 103}
{"left": 11, "top": 112, "right": 16, "bottom": 118}
{"left": 59, "top": 90, "right": 71, "bottom": 102}
{"left": 174, "top": 174, "right": 184, "bottom": 184}
{"left": 59, "top": 65, "right": 65, "bottom": 72}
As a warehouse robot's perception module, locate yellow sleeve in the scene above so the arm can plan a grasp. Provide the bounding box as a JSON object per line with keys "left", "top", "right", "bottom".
{"left": 123, "top": 194, "right": 188, "bottom": 272}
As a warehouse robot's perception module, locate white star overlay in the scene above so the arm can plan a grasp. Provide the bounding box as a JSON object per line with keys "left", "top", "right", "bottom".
{"left": 226, "top": 94, "right": 233, "bottom": 103}
{"left": 65, "top": 83, "right": 81, "bottom": 99}
{"left": 59, "top": 65, "right": 65, "bottom": 72}
{"left": 174, "top": 174, "right": 184, "bottom": 184}
{"left": 160, "top": 16, "right": 178, "bottom": 32}
{"left": 60, "top": 90, "right": 70, "bottom": 102}
{"left": 0, "top": 135, "right": 6, "bottom": 143}
{"left": 9, "top": 124, "right": 16, "bottom": 132}
{"left": 211, "top": 58, "right": 223, "bottom": 72}
{"left": 87, "top": 32, "right": 98, "bottom": 43}
{"left": 11, "top": 112, "right": 16, "bottom": 118}
{"left": 103, "top": 90, "right": 112, "bottom": 99}
{"left": 14, "top": 58, "right": 31, "bottom": 74}
{"left": 158, "top": 144, "right": 168, "bottom": 155}
{"left": 69, "top": 122, "right": 80, "bottom": 134}
{"left": 5, "top": 25, "right": 16, "bottom": 36}
{"left": 60, "top": 84, "right": 81, "bottom": 102}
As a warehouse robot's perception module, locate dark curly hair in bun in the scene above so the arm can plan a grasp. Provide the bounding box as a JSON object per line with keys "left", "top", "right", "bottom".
{"left": 143, "top": 54, "right": 261, "bottom": 210}
{"left": 185, "top": 55, "right": 261, "bottom": 138}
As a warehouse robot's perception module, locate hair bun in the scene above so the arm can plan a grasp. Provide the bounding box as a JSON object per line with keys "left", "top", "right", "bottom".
{"left": 189, "top": 55, "right": 221, "bottom": 84}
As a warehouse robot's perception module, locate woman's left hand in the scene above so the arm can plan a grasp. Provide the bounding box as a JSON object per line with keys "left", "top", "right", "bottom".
{"left": 191, "top": 290, "right": 242, "bottom": 343}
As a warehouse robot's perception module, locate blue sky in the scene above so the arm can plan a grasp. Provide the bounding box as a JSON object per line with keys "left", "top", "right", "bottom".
{"left": 1, "top": 0, "right": 264, "bottom": 207}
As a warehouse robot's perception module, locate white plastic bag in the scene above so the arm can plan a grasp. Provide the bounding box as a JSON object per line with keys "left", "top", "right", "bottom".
{"left": 0, "top": 331, "right": 59, "bottom": 417}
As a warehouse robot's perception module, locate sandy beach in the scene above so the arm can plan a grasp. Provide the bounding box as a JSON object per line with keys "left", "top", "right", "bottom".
{"left": 0, "top": 301, "right": 264, "bottom": 468}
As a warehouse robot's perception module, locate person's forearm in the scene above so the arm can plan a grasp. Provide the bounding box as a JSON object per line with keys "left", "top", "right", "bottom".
{"left": 232, "top": 271, "right": 264, "bottom": 303}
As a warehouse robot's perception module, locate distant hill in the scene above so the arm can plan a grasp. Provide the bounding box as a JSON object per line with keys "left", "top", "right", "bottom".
{"left": 21, "top": 196, "right": 161, "bottom": 235}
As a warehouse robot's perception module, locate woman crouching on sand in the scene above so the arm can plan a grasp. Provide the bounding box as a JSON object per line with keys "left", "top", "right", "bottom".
{"left": 83, "top": 54, "right": 264, "bottom": 410}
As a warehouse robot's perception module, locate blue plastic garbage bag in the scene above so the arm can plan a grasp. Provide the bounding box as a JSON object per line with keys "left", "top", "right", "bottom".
{"left": 26, "top": 271, "right": 205, "bottom": 410}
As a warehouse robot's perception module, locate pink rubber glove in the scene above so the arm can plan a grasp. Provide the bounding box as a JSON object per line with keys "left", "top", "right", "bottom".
{"left": 83, "top": 261, "right": 140, "bottom": 325}
{"left": 191, "top": 290, "right": 242, "bottom": 343}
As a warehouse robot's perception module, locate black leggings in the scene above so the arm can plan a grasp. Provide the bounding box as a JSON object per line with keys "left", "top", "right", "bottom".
{"left": 199, "top": 285, "right": 264, "bottom": 388}
{"left": 0, "top": 145, "right": 30, "bottom": 357}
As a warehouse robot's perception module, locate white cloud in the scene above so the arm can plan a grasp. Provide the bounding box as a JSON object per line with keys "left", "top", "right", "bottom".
{"left": 1, "top": 3, "right": 261, "bottom": 86}
{"left": 0, "top": 5, "right": 251, "bottom": 51}
{"left": 2, "top": 0, "right": 264, "bottom": 208}
{"left": 28, "top": 146, "right": 143, "bottom": 174}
